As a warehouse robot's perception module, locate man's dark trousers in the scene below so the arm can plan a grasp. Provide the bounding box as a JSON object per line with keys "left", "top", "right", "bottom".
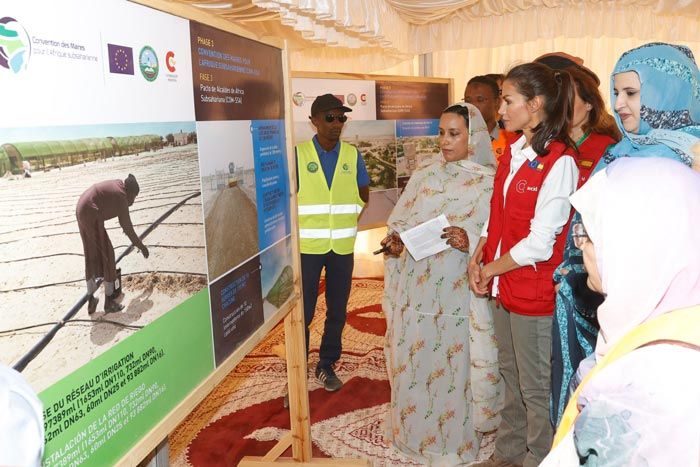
{"left": 301, "top": 251, "right": 354, "bottom": 370}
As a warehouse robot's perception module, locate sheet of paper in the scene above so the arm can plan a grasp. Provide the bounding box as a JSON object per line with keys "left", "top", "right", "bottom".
{"left": 399, "top": 214, "right": 451, "bottom": 261}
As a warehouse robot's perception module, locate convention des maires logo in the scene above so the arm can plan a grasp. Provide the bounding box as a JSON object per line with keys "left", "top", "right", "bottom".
{"left": 0, "top": 17, "right": 31, "bottom": 74}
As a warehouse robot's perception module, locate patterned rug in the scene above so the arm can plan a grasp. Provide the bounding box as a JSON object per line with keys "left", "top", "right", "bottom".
{"left": 169, "top": 278, "right": 495, "bottom": 466}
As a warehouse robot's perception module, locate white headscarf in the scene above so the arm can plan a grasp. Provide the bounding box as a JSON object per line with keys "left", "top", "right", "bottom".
{"left": 570, "top": 157, "right": 700, "bottom": 357}
{"left": 389, "top": 101, "right": 497, "bottom": 253}
{"left": 0, "top": 365, "right": 44, "bottom": 466}
{"left": 445, "top": 102, "right": 496, "bottom": 171}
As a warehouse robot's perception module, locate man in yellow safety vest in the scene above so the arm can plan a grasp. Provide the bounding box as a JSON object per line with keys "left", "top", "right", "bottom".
{"left": 296, "top": 94, "right": 370, "bottom": 392}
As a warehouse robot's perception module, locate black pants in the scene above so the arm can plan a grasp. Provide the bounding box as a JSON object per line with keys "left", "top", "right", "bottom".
{"left": 301, "top": 251, "right": 354, "bottom": 369}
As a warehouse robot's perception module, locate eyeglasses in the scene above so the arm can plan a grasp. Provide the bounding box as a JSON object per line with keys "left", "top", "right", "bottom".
{"left": 324, "top": 114, "right": 348, "bottom": 123}
{"left": 571, "top": 222, "right": 589, "bottom": 249}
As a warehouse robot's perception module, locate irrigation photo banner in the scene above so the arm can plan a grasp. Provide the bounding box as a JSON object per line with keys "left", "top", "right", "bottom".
{"left": 291, "top": 76, "right": 450, "bottom": 227}
{"left": 0, "top": 0, "right": 293, "bottom": 464}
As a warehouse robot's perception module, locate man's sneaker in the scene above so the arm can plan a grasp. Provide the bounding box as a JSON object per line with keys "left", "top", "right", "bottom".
{"left": 315, "top": 366, "right": 343, "bottom": 392}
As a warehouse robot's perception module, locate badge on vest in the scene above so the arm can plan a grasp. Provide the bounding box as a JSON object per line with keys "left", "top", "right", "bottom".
{"left": 307, "top": 161, "right": 319, "bottom": 173}
{"left": 528, "top": 160, "right": 544, "bottom": 171}
{"left": 341, "top": 162, "right": 350, "bottom": 173}
{"left": 515, "top": 180, "right": 539, "bottom": 193}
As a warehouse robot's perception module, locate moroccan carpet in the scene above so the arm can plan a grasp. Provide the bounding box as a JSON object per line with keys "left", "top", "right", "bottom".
{"left": 169, "top": 278, "right": 494, "bottom": 466}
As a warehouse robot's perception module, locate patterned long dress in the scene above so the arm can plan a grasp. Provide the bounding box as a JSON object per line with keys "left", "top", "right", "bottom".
{"left": 383, "top": 158, "right": 503, "bottom": 465}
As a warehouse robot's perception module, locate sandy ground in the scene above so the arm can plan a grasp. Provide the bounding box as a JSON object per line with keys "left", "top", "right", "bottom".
{"left": 204, "top": 185, "right": 259, "bottom": 281}
{"left": 0, "top": 145, "right": 207, "bottom": 392}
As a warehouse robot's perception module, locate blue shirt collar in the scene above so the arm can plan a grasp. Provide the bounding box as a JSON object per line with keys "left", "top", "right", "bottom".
{"left": 312, "top": 135, "right": 340, "bottom": 156}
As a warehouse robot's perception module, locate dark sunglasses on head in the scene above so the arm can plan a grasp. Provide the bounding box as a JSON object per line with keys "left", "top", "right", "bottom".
{"left": 324, "top": 114, "right": 348, "bottom": 123}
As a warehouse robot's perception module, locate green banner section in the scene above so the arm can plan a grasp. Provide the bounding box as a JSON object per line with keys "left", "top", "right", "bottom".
{"left": 39, "top": 289, "right": 214, "bottom": 466}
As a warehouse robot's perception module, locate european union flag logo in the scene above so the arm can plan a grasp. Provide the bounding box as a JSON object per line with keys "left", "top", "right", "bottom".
{"left": 108, "top": 43, "right": 133, "bottom": 75}
{"left": 528, "top": 160, "right": 544, "bottom": 171}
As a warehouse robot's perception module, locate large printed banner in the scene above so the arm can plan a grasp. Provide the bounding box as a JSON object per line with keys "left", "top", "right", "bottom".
{"left": 291, "top": 77, "right": 449, "bottom": 227}
{"left": 0, "top": 0, "right": 293, "bottom": 464}
{"left": 189, "top": 21, "right": 291, "bottom": 366}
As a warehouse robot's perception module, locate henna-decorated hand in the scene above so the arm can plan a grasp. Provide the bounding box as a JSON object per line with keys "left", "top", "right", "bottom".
{"left": 381, "top": 232, "right": 404, "bottom": 257}
{"left": 441, "top": 226, "right": 469, "bottom": 252}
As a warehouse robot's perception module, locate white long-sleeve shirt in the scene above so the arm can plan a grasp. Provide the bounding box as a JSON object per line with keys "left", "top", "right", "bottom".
{"left": 481, "top": 135, "right": 578, "bottom": 296}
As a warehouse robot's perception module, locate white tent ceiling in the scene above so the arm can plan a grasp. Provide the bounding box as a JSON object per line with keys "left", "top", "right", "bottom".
{"left": 171, "top": 0, "right": 700, "bottom": 101}
{"left": 180, "top": 0, "right": 698, "bottom": 54}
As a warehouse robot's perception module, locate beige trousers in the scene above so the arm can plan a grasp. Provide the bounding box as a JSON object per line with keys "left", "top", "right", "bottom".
{"left": 492, "top": 304, "right": 553, "bottom": 467}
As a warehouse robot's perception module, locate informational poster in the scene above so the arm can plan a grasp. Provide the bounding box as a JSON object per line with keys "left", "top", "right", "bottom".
{"left": 189, "top": 21, "right": 284, "bottom": 121}
{"left": 0, "top": 0, "right": 294, "bottom": 464}
{"left": 251, "top": 120, "right": 290, "bottom": 250}
{"left": 291, "top": 76, "right": 449, "bottom": 227}
{"left": 376, "top": 80, "right": 450, "bottom": 120}
{"left": 291, "top": 78, "right": 378, "bottom": 122}
{"left": 190, "top": 21, "right": 291, "bottom": 366}
{"left": 396, "top": 119, "right": 441, "bottom": 188}
{"left": 209, "top": 256, "right": 264, "bottom": 366}
{"left": 197, "top": 120, "right": 260, "bottom": 280}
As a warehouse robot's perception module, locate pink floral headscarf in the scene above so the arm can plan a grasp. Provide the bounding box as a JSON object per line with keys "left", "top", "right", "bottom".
{"left": 570, "top": 157, "right": 700, "bottom": 357}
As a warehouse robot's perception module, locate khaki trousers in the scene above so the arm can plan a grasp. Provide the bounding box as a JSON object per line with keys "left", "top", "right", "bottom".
{"left": 492, "top": 304, "right": 553, "bottom": 467}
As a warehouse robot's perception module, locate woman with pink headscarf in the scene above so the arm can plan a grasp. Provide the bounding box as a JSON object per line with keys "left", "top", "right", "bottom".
{"left": 541, "top": 157, "right": 700, "bottom": 466}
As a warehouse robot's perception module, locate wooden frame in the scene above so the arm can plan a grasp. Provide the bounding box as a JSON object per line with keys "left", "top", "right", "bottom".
{"left": 119, "top": 2, "right": 369, "bottom": 466}
{"left": 292, "top": 71, "right": 454, "bottom": 87}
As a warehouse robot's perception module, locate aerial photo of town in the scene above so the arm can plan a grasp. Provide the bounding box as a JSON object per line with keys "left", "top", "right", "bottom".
{"left": 343, "top": 120, "right": 397, "bottom": 190}
{"left": 396, "top": 135, "right": 440, "bottom": 178}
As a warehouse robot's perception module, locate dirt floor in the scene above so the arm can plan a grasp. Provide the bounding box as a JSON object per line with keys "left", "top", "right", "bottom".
{"left": 0, "top": 145, "right": 207, "bottom": 392}
{"left": 204, "top": 185, "right": 259, "bottom": 281}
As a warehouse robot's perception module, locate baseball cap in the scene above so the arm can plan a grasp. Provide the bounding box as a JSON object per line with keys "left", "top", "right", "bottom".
{"left": 310, "top": 94, "right": 352, "bottom": 117}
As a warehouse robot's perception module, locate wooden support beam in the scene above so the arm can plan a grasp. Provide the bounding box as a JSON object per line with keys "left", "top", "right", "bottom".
{"left": 261, "top": 433, "right": 293, "bottom": 462}
{"left": 284, "top": 311, "right": 312, "bottom": 461}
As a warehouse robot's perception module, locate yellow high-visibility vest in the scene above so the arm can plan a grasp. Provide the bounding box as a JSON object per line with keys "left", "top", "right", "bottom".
{"left": 296, "top": 140, "right": 365, "bottom": 254}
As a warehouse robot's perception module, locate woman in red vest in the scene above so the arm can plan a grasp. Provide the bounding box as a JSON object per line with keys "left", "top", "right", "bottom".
{"left": 549, "top": 65, "right": 621, "bottom": 427}
{"left": 566, "top": 66, "right": 621, "bottom": 187}
{"left": 469, "top": 63, "right": 578, "bottom": 467}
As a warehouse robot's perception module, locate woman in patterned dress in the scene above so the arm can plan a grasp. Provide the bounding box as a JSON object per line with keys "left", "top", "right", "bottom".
{"left": 382, "top": 102, "right": 502, "bottom": 465}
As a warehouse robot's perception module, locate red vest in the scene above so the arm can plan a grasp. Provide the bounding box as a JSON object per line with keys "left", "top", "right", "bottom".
{"left": 575, "top": 132, "right": 616, "bottom": 187}
{"left": 484, "top": 141, "right": 575, "bottom": 316}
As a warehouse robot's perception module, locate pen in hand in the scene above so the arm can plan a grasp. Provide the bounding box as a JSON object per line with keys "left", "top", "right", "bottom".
{"left": 373, "top": 245, "right": 390, "bottom": 255}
